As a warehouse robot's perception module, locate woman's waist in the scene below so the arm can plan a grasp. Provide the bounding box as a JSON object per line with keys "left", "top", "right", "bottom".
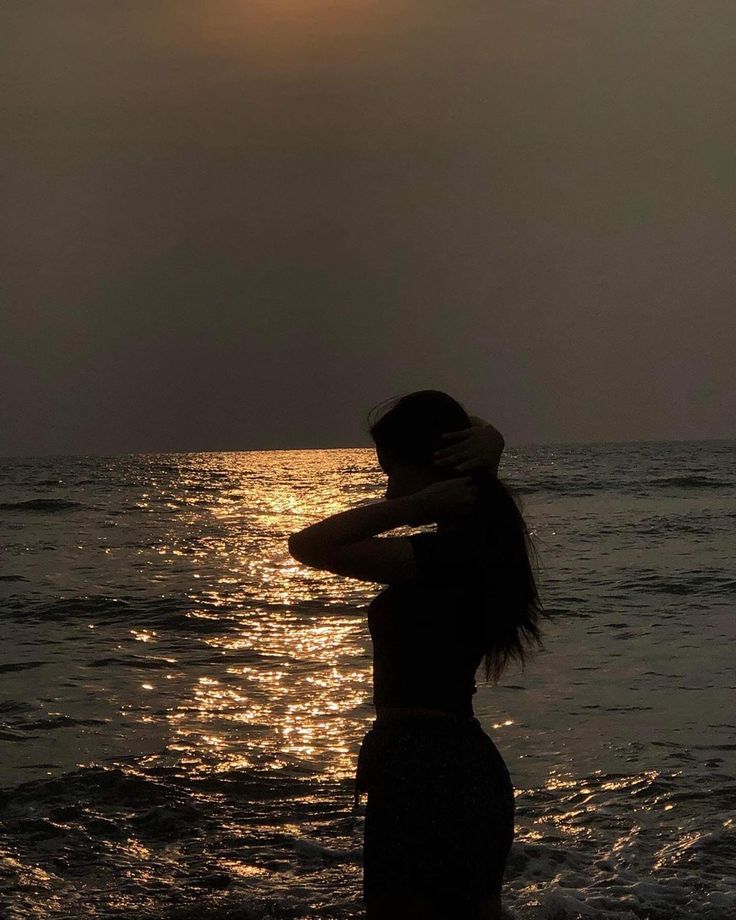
{"left": 374, "top": 705, "right": 476, "bottom": 723}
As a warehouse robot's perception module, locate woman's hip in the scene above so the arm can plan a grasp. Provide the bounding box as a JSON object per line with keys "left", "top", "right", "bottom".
{"left": 354, "top": 714, "right": 513, "bottom": 813}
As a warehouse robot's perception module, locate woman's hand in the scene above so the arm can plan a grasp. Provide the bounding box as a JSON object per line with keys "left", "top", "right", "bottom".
{"left": 432, "top": 416, "right": 505, "bottom": 474}
{"left": 405, "top": 476, "right": 479, "bottom": 525}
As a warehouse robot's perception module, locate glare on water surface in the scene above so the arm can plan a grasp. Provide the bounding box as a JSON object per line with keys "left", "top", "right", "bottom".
{"left": 2, "top": 443, "right": 736, "bottom": 918}
{"left": 109, "top": 450, "right": 384, "bottom": 783}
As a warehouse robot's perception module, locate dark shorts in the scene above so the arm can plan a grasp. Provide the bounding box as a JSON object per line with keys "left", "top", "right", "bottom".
{"left": 354, "top": 712, "right": 515, "bottom": 911}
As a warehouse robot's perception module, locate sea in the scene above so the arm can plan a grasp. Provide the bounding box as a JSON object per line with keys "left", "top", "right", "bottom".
{"left": 1, "top": 441, "right": 734, "bottom": 920}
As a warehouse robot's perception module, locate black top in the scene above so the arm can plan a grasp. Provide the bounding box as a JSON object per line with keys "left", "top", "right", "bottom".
{"left": 367, "top": 528, "right": 489, "bottom": 717}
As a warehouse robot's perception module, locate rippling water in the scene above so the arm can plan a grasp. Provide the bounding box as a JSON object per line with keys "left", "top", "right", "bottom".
{"left": 1, "top": 442, "right": 735, "bottom": 919}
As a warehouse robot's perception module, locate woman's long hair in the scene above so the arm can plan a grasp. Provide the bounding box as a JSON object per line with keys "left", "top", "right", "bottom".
{"left": 368, "top": 389, "right": 547, "bottom": 685}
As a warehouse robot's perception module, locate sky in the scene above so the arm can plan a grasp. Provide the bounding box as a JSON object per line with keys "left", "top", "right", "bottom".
{"left": 2, "top": 0, "right": 734, "bottom": 456}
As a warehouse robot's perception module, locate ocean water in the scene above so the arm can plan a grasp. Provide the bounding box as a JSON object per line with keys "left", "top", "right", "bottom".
{"left": 1, "top": 441, "right": 734, "bottom": 920}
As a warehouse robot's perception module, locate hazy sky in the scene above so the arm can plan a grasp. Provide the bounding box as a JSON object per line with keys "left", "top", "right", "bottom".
{"left": 2, "top": 1, "right": 734, "bottom": 455}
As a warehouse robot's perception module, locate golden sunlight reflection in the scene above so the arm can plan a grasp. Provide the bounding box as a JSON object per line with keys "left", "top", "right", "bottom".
{"left": 166, "top": 610, "right": 371, "bottom": 779}
{"left": 131, "top": 629, "right": 157, "bottom": 642}
{"left": 143, "top": 450, "right": 383, "bottom": 613}
{"left": 516, "top": 770, "right": 674, "bottom": 845}
{"left": 217, "top": 861, "right": 268, "bottom": 879}
{"left": 137, "top": 450, "right": 386, "bottom": 784}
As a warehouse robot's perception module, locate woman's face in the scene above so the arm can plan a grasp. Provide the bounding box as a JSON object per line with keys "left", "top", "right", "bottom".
{"left": 377, "top": 448, "right": 437, "bottom": 500}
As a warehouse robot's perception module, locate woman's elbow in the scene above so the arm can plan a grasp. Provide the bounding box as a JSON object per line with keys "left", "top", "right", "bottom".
{"left": 288, "top": 531, "right": 319, "bottom": 564}
{"left": 288, "top": 532, "right": 305, "bottom": 561}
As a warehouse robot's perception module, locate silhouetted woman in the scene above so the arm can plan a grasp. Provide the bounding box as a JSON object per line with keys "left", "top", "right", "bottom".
{"left": 288, "top": 390, "right": 546, "bottom": 920}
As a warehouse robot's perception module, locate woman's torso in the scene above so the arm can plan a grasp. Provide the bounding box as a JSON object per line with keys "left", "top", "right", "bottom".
{"left": 367, "top": 553, "right": 487, "bottom": 718}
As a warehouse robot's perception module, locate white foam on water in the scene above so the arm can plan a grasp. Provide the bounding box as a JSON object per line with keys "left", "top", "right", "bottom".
{"left": 501, "top": 834, "right": 736, "bottom": 919}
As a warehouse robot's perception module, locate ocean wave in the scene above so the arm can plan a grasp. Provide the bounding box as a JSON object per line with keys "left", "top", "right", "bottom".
{"left": 0, "top": 661, "right": 45, "bottom": 674}
{"left": 516, "top": 479, "right": 606, "bottom": 495}
{"left": 0, "top": 766, "right": 177, "bottom": 828}
{"left": 22, "top": 595, "right": 136, "bottom": 619}
{"left": 648, "top": 474, "right": 731, "bottom": 489}
{"left": 638, "top": 515, "right": 716, "bottom": 536}
{"left": 626, "top": 571, "right": 736, "bottom": 596}
{"left": 3, "top": 763, "right": 736, "bottom": 919}
{"left": 14, "top": 714, "right": 110, "bottom": 732}
{"left": 1, "top": 593, "right": 240, "bottom": 633}
{"left": 514, "top": 473, "right": 731, "bottom": 496}
{"left": 0, "top": 498, "right": 85, "bottom": 512}
{"left": 85, "top": 654, "right": 180, "bottom": 670}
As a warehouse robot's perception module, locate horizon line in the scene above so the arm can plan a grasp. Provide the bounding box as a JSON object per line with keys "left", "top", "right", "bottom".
{"left": 1, "top": 435, "right": 734, "bottom": 461}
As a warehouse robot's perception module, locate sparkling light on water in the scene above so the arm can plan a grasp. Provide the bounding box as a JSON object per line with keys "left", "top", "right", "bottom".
{"left": 1, "top": 443, "right": 735, "bottom": 918}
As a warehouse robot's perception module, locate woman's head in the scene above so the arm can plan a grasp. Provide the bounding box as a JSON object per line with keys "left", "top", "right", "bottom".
{"left": 369, "top": 390, "right": 471, "bottom": 499}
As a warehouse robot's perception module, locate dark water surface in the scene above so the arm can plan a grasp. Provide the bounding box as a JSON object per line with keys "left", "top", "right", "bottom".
{"left": 1, "top": 442, "right": 735, "bottom": 918}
